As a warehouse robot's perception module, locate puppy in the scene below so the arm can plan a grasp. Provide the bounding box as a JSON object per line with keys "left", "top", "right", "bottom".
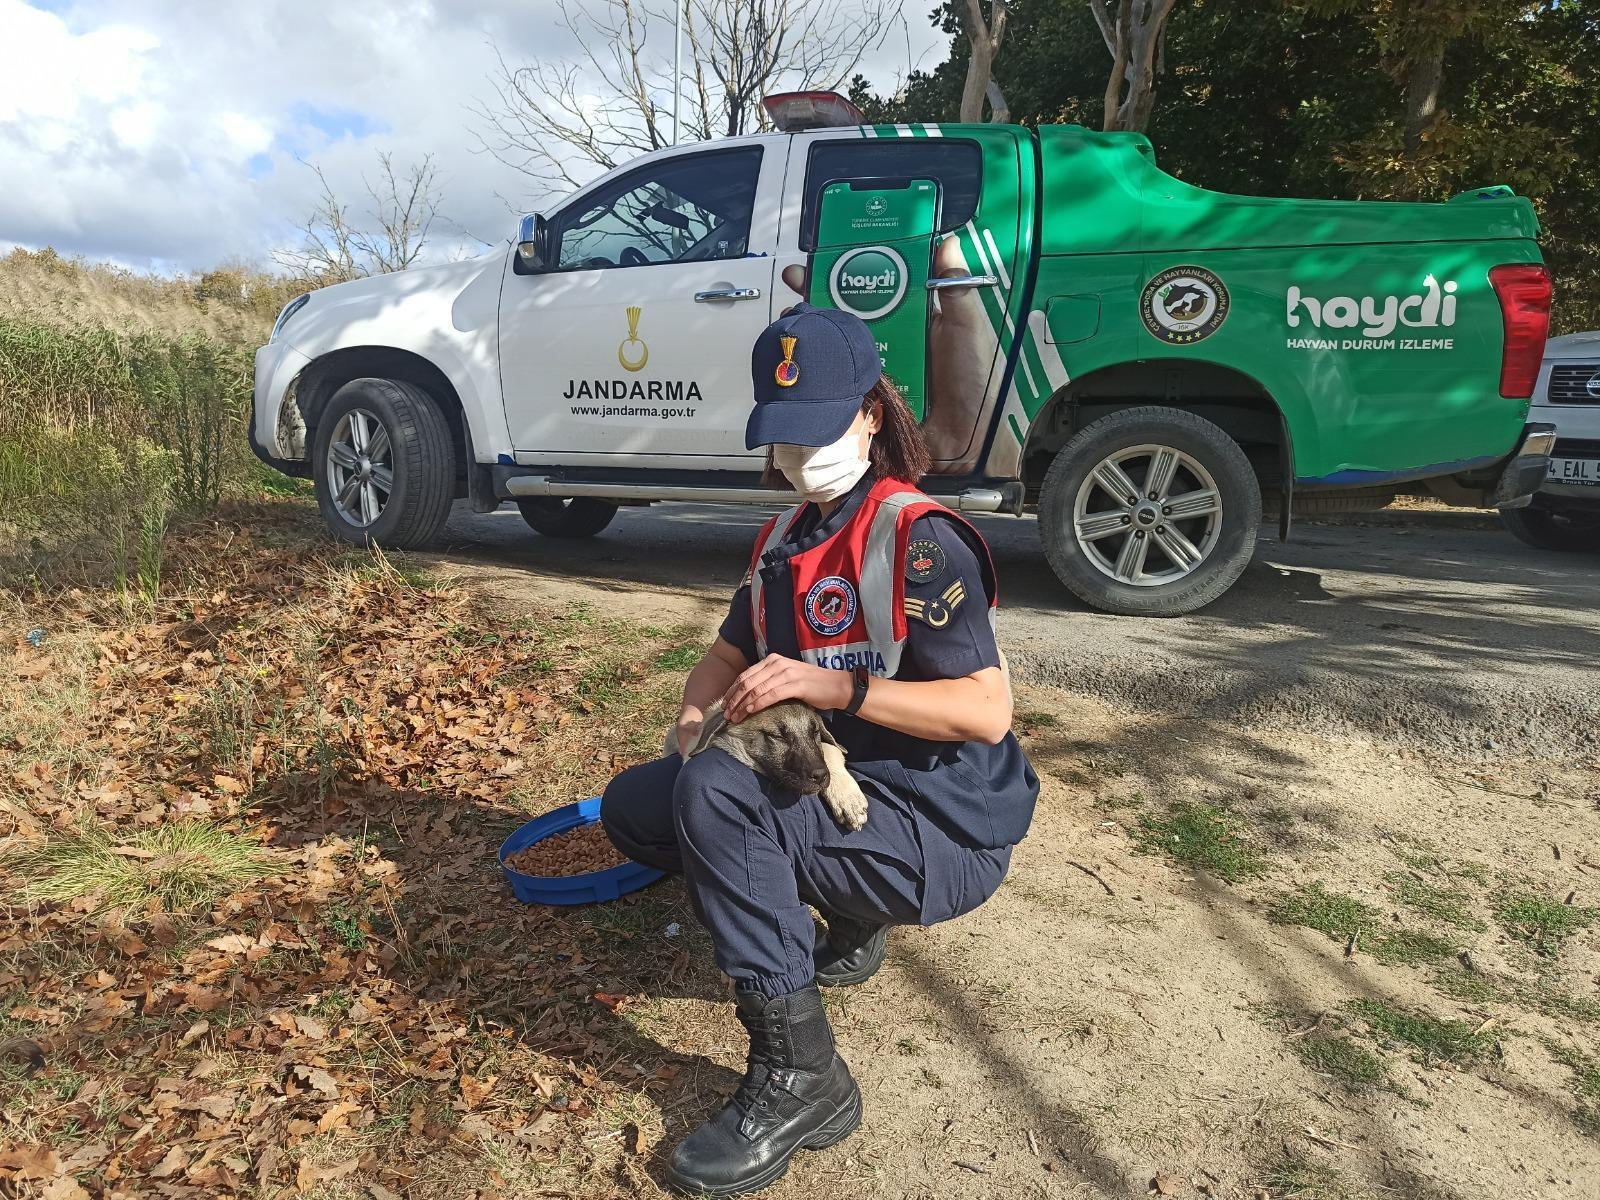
{"left": 671, "top": 699, "right": 870, "bottom": 831}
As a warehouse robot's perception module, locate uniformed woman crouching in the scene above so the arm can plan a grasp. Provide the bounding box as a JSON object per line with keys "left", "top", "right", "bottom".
{"left": 601, "top": 303, "right": 1039, "bottom": 1196}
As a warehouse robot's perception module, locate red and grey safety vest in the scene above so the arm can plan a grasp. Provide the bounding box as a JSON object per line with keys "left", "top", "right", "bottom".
{"left": 748, "top": 475, "right": 997, "bottom": 677}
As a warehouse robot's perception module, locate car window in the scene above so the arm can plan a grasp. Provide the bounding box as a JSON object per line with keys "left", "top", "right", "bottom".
{"left": 800, "top": 139, "right": 982, "bottom": 251}
{"left": 552, "top": 147, "right": 764, "bottom": 271}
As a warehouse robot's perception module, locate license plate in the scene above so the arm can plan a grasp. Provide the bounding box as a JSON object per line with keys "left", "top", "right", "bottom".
{"left": 1547, "top": 456, "right": 1600, "bottom": 486}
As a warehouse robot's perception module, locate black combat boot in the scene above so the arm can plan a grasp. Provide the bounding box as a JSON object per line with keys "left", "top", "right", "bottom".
{"left": 666, "top": 984, "right": 861, "bottom": 1197}
{"left": 812, "top": 913, "right": 888, "bottom": 988}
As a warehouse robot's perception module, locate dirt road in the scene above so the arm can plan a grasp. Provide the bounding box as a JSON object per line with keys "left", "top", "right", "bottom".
{"left": 408, "top": 505, "right": 1600, "bottom": 1199}
{"left": 439, "top": 504, "right": 1599, "bottom": 757}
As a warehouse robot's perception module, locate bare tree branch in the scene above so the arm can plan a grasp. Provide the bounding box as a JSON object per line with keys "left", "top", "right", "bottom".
{"left": 473, "top": 0, "right": 905, "bottom": 203}
{"left": 273, "top": 154, "right": 441, "bottom": 282}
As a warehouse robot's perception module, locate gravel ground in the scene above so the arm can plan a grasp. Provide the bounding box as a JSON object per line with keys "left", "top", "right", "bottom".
{"left": 437, "top": 503, "right": 1600, "bottom": 758}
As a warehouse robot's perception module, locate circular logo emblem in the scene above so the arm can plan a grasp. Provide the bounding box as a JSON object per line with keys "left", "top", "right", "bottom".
{"left": 774, "top": 334, "right": 800, "bottom": 388}
{"left": 804, "top": 576, "right": 858, "bottom": 637}
{"left": 865, "top": 195, "right": 888, "bottom": 217}
{"left": 904, "top": 538, "right": 947, "bottom": 585}
{"left": 1587, "top": 370, "right": 1600, "bottom": 400}
{"left": 829, "top": 247, "right": 908, "bottom": 321}
{"left": 1140, "top": 266, "right": 1230, "bottom": 345}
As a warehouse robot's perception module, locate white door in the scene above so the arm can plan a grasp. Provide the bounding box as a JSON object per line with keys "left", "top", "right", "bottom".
{"left": 498, "top": 139, "right": 785, "bottom": 469}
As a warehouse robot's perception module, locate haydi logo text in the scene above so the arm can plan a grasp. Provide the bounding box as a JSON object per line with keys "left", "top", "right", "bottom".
{"left": 1287, "top": 274, "right": 1457, "bottom": 338}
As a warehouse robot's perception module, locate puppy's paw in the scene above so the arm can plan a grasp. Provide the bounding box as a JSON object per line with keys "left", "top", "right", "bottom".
{"left": 822, "top": 776, "right": 870, "bottom": 832}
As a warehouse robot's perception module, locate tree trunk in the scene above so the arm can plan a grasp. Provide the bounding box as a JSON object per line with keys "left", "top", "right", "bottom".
{"left": 1401, "top": 41, "right": 1445, "bottom": 153}
{"left": 960, "top": 40, "right": 994, "bottom": 122}
{"left": 960, "top": 0, "right": 1009, "bottom": 122}
{"left": 1094, "top": 0, "right": 1177, "bottom": 133}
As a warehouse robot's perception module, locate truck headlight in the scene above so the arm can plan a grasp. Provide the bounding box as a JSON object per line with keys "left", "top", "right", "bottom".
{"left": 271, "top": 293, "right": 310, "bottom": 342}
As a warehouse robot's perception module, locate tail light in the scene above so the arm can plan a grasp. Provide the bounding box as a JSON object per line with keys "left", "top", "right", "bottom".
{"left": 1488, "top": 263, "right": 1551, "bottom": 399}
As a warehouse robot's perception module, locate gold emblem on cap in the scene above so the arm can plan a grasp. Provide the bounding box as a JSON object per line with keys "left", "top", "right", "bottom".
{"left": 774, "top": 335, "right": 800, "bottom": 388}
{"left": 618, "top": 306, "right": 648, "bottom": 372}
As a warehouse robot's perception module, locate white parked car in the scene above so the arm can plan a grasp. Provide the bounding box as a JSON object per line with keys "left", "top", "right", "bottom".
{"left": 1501, "top": 330, "right": 1600, "bottom": 551}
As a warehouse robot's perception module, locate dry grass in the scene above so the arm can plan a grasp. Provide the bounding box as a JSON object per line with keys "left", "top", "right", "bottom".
{"left": 0, "top": 246, "right": 286, "bottom": 342}
{"left": 11, "top": 820, "right": 274, "bottom": 912}
{"left": 0, "top": 509, "right": 715, "bottom": 1198}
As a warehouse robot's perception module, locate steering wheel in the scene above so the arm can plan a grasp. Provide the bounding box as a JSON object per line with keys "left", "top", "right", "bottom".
{"left": 619, "top": 246, "right": 651, "bottom": 267}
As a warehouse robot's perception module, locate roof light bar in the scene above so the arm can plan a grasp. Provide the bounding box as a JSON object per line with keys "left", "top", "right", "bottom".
{"left": 762, "top": 91, "right": 866, "bottom": 132}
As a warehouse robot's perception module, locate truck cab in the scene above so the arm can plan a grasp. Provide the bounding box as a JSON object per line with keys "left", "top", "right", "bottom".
{"left": 252, "top": 92, "right": 1554, "bottom": 616}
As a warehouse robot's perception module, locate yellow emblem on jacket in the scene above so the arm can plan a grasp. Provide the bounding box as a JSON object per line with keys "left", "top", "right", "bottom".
{"left": 904, "top": 579, "right": 966, "bottom": 628}
{"left": 774, "top": 335, "right": 800, "bottom": 387}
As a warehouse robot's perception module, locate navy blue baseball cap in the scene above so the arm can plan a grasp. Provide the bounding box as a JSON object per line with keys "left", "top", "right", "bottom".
{"left": 745, "top": 302, "right": 883, "bottom": 448}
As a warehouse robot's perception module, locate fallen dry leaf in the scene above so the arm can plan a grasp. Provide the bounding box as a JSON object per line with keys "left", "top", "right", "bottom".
{"left": 205, "top": 932, "right": 257, "bottom": 954}
{"left": 292, "top": 1063, "right": 340, "bottom": 1098}
{"left": 459, "top": 1072, "right": 496, "bottom": 1111}
{"left": 0, "top": 1147, "right": 60, "bottom": 1180}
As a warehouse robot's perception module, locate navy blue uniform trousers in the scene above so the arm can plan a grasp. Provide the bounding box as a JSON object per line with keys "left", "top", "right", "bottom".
{"left": 601, "top": 749, "right": 1011, "bottom": 998}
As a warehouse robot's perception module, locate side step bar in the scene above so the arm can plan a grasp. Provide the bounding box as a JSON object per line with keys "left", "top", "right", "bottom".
{"left": 502, "top": 476, "right": 1024, "bottom": 515}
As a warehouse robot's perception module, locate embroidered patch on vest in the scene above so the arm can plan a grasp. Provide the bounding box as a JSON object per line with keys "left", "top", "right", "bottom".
{"left": 904, "top": 579, "right": 966, "bottom": 628}
{"left": 904, "top": 537, "right": 947, "bottom": 585}
{"left": 804, "top": 576, "right": 858, "bottom": 637}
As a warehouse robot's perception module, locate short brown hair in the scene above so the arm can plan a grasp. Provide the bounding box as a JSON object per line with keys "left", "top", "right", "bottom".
{"left": 762, "top": 376, "right": 931, "bottom": 488}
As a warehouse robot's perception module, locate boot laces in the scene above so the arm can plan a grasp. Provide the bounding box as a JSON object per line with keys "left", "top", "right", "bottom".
{"left": 734, "top": 1010, "right": 789, "bottom": 1110}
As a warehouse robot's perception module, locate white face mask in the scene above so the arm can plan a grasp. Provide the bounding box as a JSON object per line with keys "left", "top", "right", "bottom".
{"left": 771, "top": 430, "right": 870, "bottom": 503}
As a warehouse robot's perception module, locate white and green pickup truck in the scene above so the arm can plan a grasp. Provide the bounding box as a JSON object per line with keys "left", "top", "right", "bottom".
{"left": 251, "top": 91, "right": 1555, "bottom": 615}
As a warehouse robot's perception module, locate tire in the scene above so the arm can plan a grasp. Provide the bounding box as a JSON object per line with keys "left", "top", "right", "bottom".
{"left": 516, "top": 497, "right": 619, "bottom": 539}
{"left": 1499, "top": 505, "right": 1600, "bottom": 552}
{"left": 1037, "top": 406, "right": 1262, "bottom": 616}
{"left": 311, "top": 377, "right": 456, "bottom": 549}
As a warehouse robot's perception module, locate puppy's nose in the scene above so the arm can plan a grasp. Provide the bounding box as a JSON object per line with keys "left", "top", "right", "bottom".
{"left": 805, "top": 769, "right": 830, "bottom": 793}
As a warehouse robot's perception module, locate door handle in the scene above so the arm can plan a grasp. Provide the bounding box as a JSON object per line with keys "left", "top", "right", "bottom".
{"left": 926, "top": 274, "right": 999, "bottom": 291}
{"left": 694, "top": 287, "right": 763, "bottom": 302}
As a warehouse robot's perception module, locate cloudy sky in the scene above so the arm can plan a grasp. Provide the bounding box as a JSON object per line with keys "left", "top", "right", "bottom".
{"left": 0, "top": 0, "right": 947, "bottom": 274}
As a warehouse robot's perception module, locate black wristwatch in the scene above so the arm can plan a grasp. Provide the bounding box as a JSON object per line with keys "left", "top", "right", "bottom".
{"left": 842, "top": 666, "right": 870, "bottom": 716}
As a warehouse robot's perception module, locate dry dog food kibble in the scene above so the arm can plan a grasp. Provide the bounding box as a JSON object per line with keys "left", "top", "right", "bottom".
{"left": 504, "top": 822, "right": 629, "bottom": 877}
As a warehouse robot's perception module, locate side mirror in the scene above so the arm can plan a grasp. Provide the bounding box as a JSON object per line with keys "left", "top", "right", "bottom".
{"left": 516, "top": 213, "right": 550, "bottom": 272}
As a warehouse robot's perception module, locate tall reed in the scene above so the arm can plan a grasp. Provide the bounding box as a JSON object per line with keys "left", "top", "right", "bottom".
{"left": 0, "top": 315, "right": 258, "bottom": 583}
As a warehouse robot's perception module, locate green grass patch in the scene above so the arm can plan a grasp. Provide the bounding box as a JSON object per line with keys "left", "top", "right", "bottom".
{"left": 1368, "top": 929, "right": 1458, "bottom": 966}
{"left": 11, "top": 821, "right": 273, "bottom": 913}
{"left": 1389, "top": 837, "right": 1492, "bottom": 886}
{"left": 324, "top": 913, "right": 369, "bottom": 952}
{"left": 1271, "top": 882, "right": 1456, "bottom": 965}
{"left": 1257, "top": 1157, "right": 1354, "bottom": 1200}
{"left": 1273, "top": 882, "right": 1381, "bottom": 937}
{"left": 1135, "top": 801, "right": 1265, "bottom": 882}
{"left": 1495, "top": 891, "right": 1596, "bottom": 957}
{"left": 1295, "top": 1033, "right": 1388, "bottom": 1087}
{"left": 1386, "top": 871, "right": 1486, "bottom": 931}
{"left": 652, "top": 644, "right": 701, "bottom": 672}
{"left": 1431, "top": 965, "right": 1500, "bottom": 1005}
{"left": 1346, "top": 998, "right": 1493, "bottom": 1065}
{"left": 1548, "top": 1043, "right": 1600, "bottom": 1102}
{"left": 1433, "top": 964, "right": 1600, "bottom": 1025}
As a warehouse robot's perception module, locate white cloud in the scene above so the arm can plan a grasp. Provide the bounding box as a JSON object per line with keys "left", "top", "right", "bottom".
{"left": 0, "top": 0, "right": 949, "bottom": 274}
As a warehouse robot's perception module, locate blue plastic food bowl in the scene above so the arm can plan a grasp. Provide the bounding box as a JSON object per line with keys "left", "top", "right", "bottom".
{"left": 499, "top": 797, "right": 665, "bottom": 906}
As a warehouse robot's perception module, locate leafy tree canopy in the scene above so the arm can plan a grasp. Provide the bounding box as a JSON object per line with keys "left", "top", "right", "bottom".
{"left": 853, "top": 0, "right": 1599, "bottom": 331}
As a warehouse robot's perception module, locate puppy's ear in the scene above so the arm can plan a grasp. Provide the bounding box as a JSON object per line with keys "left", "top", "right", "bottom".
{"left": 816, "top": 719, "right": 843, "bottom": 751}
{"left": 685, "top": 701, "right": 729, "bottom": 759}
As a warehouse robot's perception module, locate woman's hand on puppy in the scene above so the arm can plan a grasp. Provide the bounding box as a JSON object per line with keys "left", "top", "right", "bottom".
{"left": 722, "top": 654, "right": 851, "bottom": 723}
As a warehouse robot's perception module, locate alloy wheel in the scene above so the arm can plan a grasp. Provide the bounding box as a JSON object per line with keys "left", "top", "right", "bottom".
{"left": 325, "top": 407, "right": 393, "bottom": 528}
{"left": 1072, "top": 443, "right": 1223, "bottom": 586}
